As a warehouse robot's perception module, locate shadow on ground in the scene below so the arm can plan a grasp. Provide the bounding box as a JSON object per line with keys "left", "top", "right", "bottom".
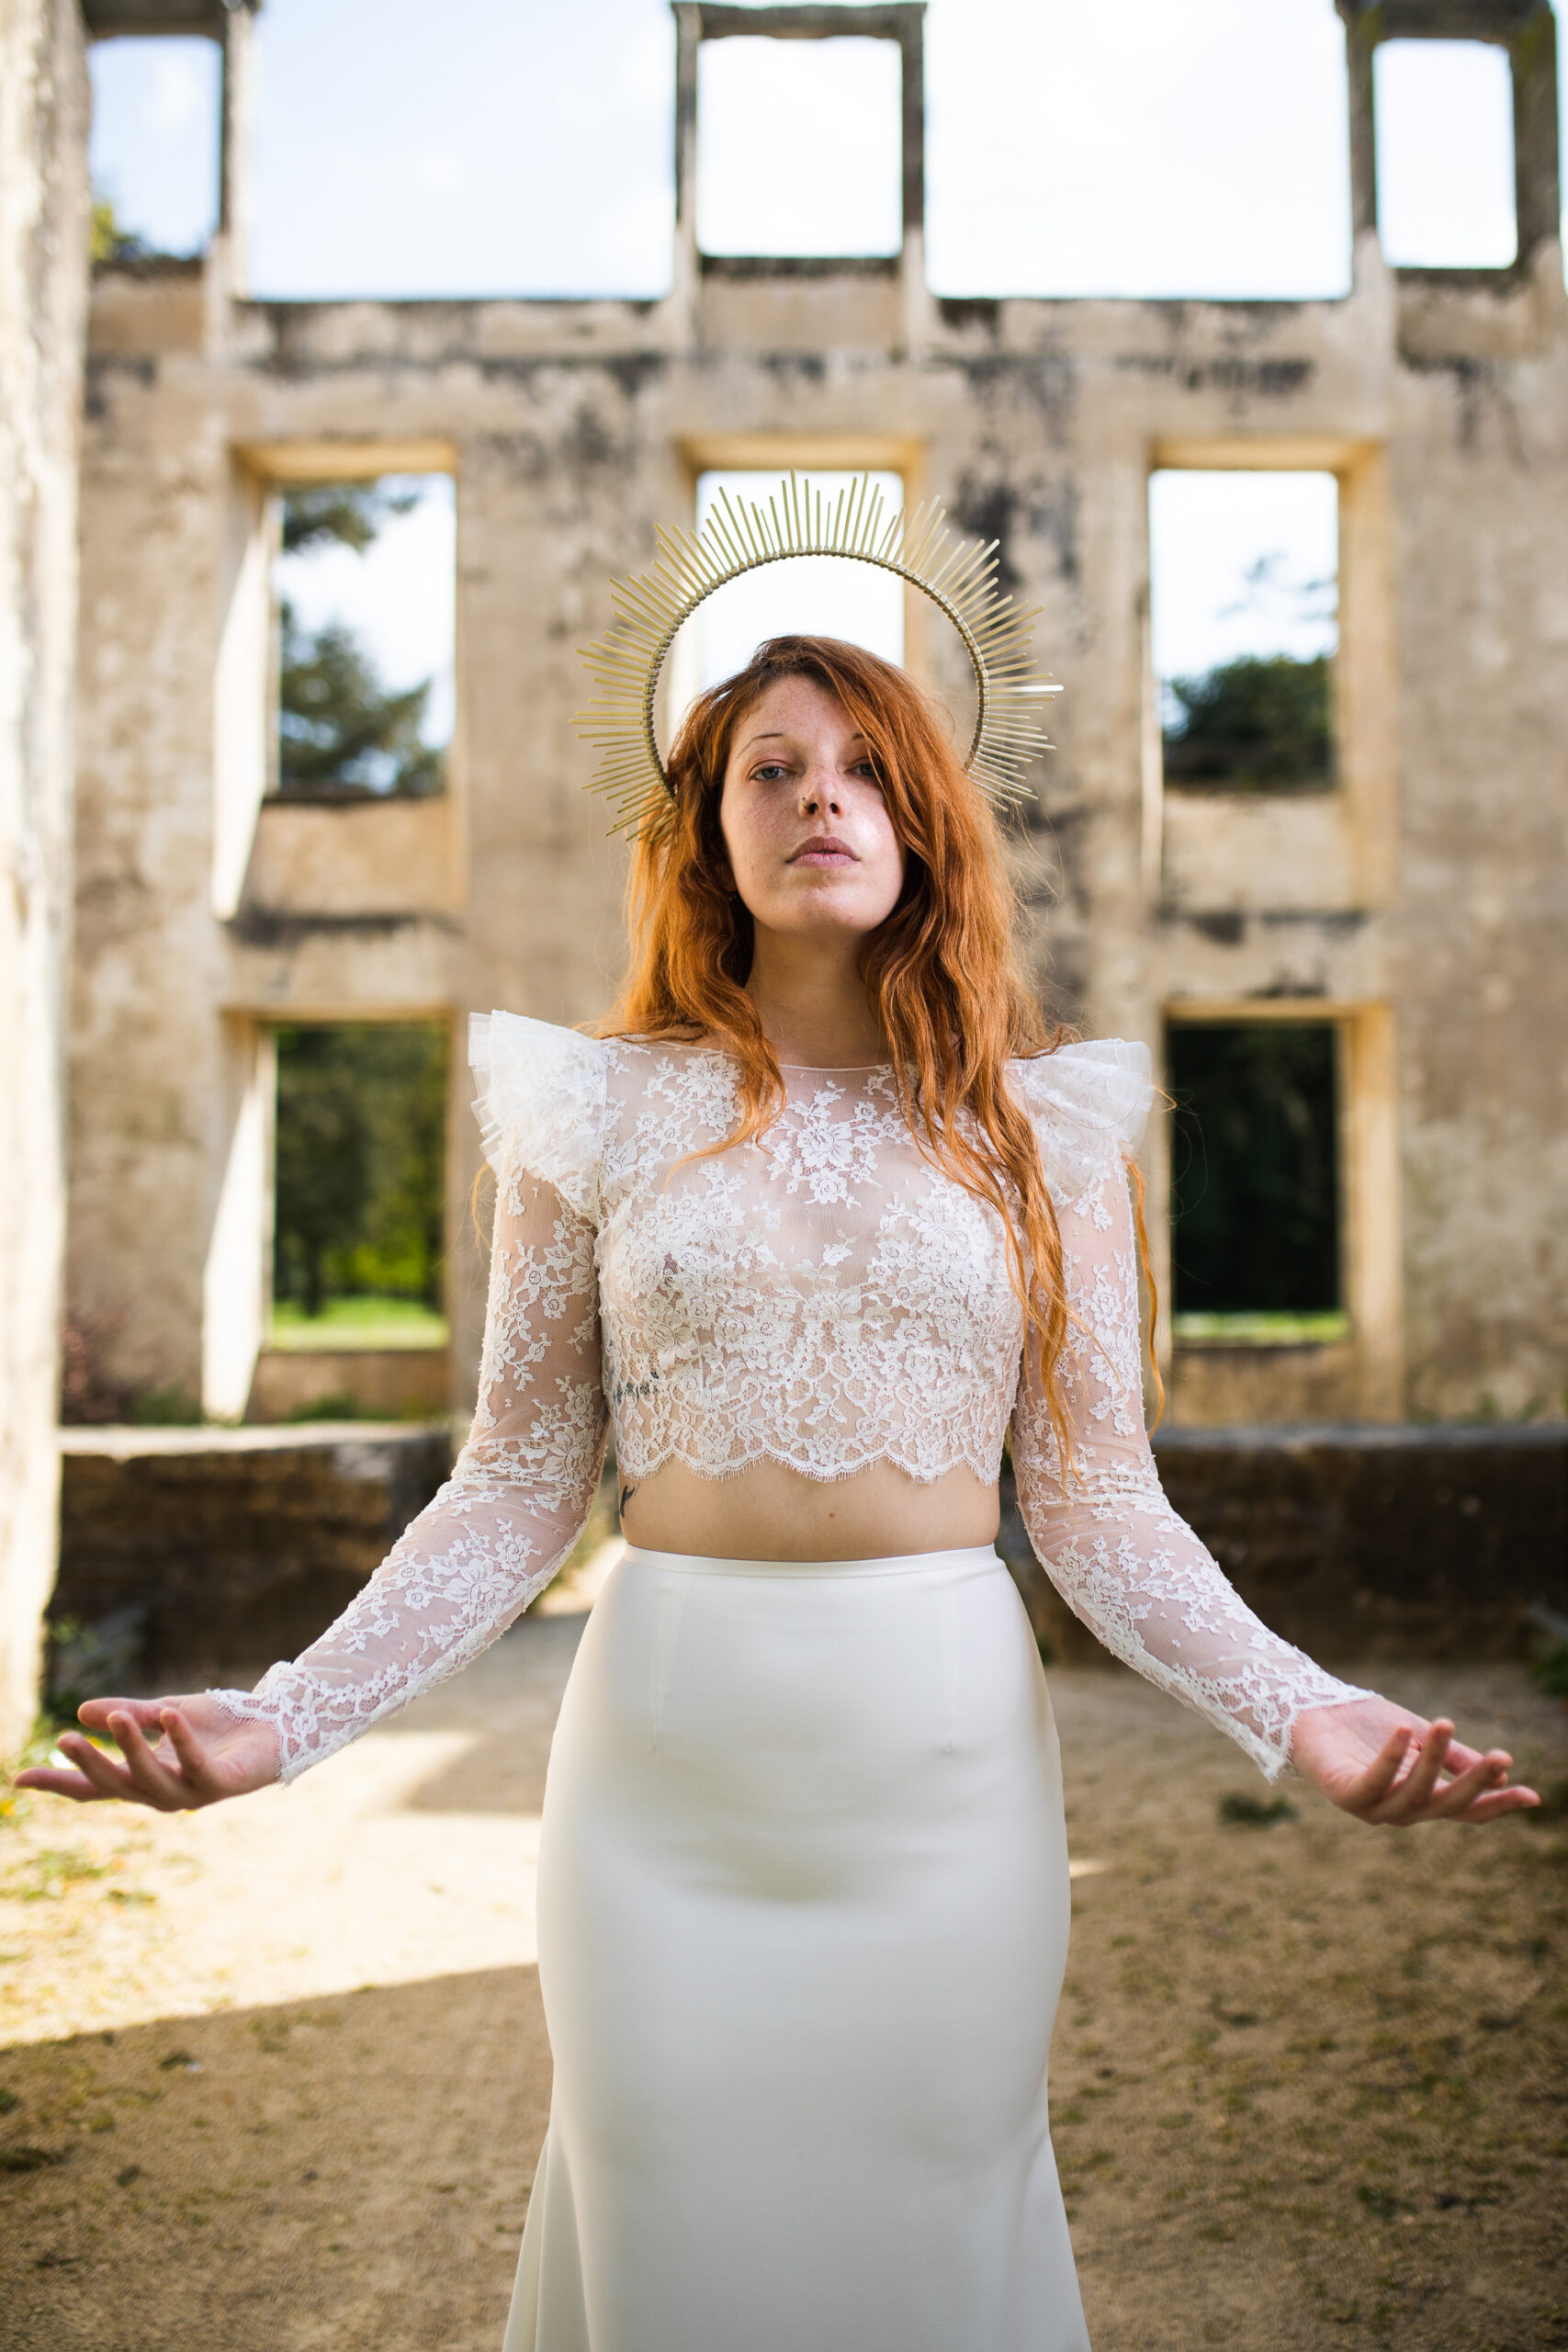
{"left": 0, "top": 1966, "right": 550, "bottom": 2352}
{"left": 3, "top": 1653, "right": 1565, "bottom": 2351}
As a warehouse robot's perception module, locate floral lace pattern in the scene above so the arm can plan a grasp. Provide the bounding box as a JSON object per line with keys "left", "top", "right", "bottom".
{"left": 595, "top": 1044, "right": 1031, "bottom": 1484}
{"left": 1010, "top": 1154, "right": 1373, "bottom": 1780}
{"left": 213, "top": 1138, "right": 609, "bottom": 1782}
{"left": 212, "top": 1013, "right": 1369, "bottom": 1781}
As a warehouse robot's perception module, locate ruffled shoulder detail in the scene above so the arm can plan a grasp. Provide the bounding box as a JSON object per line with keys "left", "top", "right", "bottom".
{"left": 469, "top": 1012, "right": 609, "bottom": 1223}
{"left": 1009, "top": 1038, "right": 1154, "bottom": 1205}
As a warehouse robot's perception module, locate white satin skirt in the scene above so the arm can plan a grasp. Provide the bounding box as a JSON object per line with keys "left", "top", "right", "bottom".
{"left": 503, "top": 1543, "right": 1089, "bottom": 2352}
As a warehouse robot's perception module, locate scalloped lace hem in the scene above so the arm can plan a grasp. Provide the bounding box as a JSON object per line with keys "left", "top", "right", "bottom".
{"left": 613, "top": 1440, "right": 1002, "bottom": 1488}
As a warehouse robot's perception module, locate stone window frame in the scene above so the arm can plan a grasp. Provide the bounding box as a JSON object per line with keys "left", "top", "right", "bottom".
{"left": 1143, "top": 434, "right": 1396, "bottom": 914}
{"left": 211, "top": 439, "right": 459, "bottom": 1425}
{"left": 674, "top": 4, "right": 927, "bottom": 277}
{"left": 1336, "top": 0, "right": 1562, "bottom": 292}
{"left": 1161, "top": 996, "right": 1404, "bottom": 1422}
{"left": 218, "top": 439, "right": 462, "bottom": 922}
{"left": 207, "top": 1005, "right": 463, "bottom": 1425}
{"left": 665, "top": 432, "right": 931, "bottom": 730}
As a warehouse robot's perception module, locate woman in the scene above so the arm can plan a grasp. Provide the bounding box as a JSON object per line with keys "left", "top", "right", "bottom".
{"left": 19, "top": 635, "right": 1538, "bottom": 2352}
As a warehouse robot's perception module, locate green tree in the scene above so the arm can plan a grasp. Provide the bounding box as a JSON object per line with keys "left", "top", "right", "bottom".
{"left": 277, "top": 604, "right": 445, "bottom": 798}
{"left": 1162, "top": 652, "right": 1333, "bottom": 792}
{"left": 90, "top": 194, "right": 148, "bottom": 265}
{"left": 274, "top": 1024, "right": 448, "bottom": 1317}
{"left": 274, "top": 1029, "right": 371, "bottom": 1317}
{"left": 281, "top": 481, "right": 419, "bottom": 558}
{"left": 340, "top": 1026, "right": 448, "bottom": 1306}
{"left": 1170, "top": 1023, "right": 1339, "bottom": 1316}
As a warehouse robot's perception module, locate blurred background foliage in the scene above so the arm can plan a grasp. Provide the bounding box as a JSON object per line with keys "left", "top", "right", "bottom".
{"left": 1162, "top": 651, "right": 1333, "bottom": 793}
{"left": 273, "top": 1023, "right": 448, "bottom": 1321}
{"left": 1170, "top": 1023, "right": 1340, "bottom": 1319}
{"left": 275, "top": 482, "right": 446, "bottom": 801}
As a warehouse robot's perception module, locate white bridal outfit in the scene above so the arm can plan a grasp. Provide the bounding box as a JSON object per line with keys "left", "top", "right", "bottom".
{"left": 214, "top": 1014, "right": 1370, "bottom": 2352}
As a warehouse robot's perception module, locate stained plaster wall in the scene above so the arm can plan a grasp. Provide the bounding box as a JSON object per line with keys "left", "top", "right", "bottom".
{"left": 66, "top": 48, "right": 1568, "bottom": 1437}
{"left": 0, "top": 0, "right": 88, "bottom": 1755}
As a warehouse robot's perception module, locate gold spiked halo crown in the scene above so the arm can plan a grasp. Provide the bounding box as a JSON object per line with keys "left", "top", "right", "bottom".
{"left": 574, "top": 472, "right": 1061, "bottom": 836}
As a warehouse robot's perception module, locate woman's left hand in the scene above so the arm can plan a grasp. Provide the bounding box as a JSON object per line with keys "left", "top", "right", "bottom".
{"left": 1290, "top": 1695, "right": 1541, "bottom": 1825}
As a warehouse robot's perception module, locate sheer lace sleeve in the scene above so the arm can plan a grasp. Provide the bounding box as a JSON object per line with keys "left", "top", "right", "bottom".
{"left": 209, "top": 1020, "right": 610, "bottom": 1782}
{"left": 1010, "top": 1070, "right": 1374, "bottom": 1781}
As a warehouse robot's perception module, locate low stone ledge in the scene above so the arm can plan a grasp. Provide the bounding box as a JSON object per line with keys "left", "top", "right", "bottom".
{"left": 1001, "top": 1423, "right": 1568, "bottom": 1668}
{"left": 247, "top": 1349, "right": 451, "bottom": 1423}
{"left": 55, "top": 1422, "right": 455, "bottom": 1674}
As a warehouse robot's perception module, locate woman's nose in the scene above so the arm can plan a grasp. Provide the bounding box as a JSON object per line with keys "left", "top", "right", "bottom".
{"left": 799, "top": 767, "right": 844, "bottom": 816}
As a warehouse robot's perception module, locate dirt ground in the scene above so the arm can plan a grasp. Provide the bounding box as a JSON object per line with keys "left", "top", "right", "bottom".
{"left": 2, "top": 1587, "right": 1564, "bottom": 2352}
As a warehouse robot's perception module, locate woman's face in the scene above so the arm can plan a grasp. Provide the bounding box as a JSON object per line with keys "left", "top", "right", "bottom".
{"left": 717, "top": 676, "right": 906, "bottom": 944}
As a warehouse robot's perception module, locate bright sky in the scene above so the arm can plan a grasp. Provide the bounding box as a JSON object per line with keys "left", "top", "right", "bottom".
{"left": 1150, "top": 473, "right": 1340, "bottom": 689}
{"left": 275, "top": 480, "right": 457, "bottom": 746}
{"left": 694, "top": 474, "right": 905, "bottom": 683}
{"left": 85, "top": 5, "right": 1564, "bottom": 694}
{"left": 86, "top": 0, "right": 1568, "bottom": 299}
{"left": 1374, "top": 40, "right": 1519, "bottom": 266}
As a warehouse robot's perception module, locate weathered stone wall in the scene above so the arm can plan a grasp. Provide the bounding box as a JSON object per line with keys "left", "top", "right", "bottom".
{"left": 0, "top": 0, "right": 88, "bottom": 1757}
{"left": 1000, "top": 1422, "right": 1568, "bottom": 1668}
{"left": 62, "top": 6, "right": 1568, "bottom": 1445}
{"left": 54, "top": 1421, "right": 453, "bottom": 1671}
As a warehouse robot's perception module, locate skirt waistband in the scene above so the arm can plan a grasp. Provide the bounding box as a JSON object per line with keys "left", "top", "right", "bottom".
{"left": 619, "top": 1543, "right": 1005, "bottom": 1581}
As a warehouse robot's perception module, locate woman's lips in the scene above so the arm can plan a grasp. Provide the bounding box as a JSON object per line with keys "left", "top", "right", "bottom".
{"left": 789, "top": 837, "right": 857, "bottom": 866}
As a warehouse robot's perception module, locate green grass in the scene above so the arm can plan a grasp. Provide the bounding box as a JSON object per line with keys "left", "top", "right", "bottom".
{"left": 267, "top": 1296, "right": 449, "bottom": 1353}
{"left": 1172, "top": 1309, "right": 1351, "bottom": 1349}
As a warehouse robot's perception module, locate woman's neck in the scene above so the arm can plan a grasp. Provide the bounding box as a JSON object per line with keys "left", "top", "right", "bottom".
{"left": 744, "top": 928, "right": 886, "bottom": 1069}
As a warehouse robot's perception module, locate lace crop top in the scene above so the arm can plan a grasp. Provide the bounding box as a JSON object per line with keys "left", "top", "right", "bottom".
{"left": 213, "top": 1014, "right": 1370, "bottom": 1783}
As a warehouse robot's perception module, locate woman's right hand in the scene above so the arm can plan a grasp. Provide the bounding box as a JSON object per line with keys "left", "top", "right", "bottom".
{"left": 12, "top": 1694, "right": 280, "bottom": 1811}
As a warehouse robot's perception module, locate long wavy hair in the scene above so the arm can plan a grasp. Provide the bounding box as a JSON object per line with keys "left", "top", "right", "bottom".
{"left": 598, "top": 633, "right": 1145, "bottom": 1441}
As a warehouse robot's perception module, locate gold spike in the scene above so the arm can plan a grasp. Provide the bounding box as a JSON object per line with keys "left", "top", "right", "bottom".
{"left": 575, "top": 471, "right": 1059, "bottom": 835}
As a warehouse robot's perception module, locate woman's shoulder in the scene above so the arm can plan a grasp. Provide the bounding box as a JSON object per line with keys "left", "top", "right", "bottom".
{"left": 468, "top": 1012, "right": 611, "bottom": 1207}
{"left": 470, "top": 1009, "right": 610, "bottom": 1078}
{"left": 1007, "top": 1038, "right": 1155, "bottom": 1199}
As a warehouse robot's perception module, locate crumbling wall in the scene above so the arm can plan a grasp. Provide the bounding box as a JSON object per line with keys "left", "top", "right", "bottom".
{"left": 63, "top": 10, "right": 1568, "bottom": 1441}
{"left": 0, "top": 0, "right": 88, "bottom": 1755}
{"left": 54, "top": 1422, "right": 453, "bottom": 1672}
{"left": 1389, "top": 343, "right": 1568, "bottom": 1418}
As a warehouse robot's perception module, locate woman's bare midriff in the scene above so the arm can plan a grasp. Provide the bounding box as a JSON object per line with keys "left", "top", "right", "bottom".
{"left": 617, "top": 1456, "right": 1001, "bottom": 1564}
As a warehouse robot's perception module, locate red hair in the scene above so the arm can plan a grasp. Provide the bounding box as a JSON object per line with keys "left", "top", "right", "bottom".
{"left": 598, "top": 633, "right": 1127, "bottom": 1444}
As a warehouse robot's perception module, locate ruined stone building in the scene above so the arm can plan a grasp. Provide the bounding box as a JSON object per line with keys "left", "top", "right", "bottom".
{"left": 3, "top": 0, "right": 1566, "bottom": 1744}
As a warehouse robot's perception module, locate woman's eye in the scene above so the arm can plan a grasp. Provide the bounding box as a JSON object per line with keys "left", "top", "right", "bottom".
{"left": 750, "top": 763, "right": 790, "bottom": 784}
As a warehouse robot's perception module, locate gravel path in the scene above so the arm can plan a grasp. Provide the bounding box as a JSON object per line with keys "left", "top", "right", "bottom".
{"left": 2, "top": 1603, "right": 1564, "bottom": 2352}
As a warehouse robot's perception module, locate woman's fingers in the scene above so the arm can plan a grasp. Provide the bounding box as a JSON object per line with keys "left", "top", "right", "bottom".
{"left": 107, "top": 1710, "right": 194, "bottom": 1809}
{"left": 13, "top": 1703, "right": 262, "bottom": 1811}
{"left": 77, "top": 1695, "right": 167, "bottom": 1736}
{"left": 1371, "top": 1719, "right": 1454, "bottom": 1819}
{"left": 156, "top": 1707, "right": 220, "bottom": 1799}
{"left": 1425, "top": 1748, "right": 1520, "bottom": 1820}
{"left": 50, "top": 1729, "right": 140, "bottom": 1801}
{"left": 1348, "top": 1722, "right": 1417, "bottom": 1810}
{"left": 1371, "top": 1729, "right": 1532, "bottom": 1825}
{"left": 11, "top": 1760, "right": 114, "bottom": 1803}
{"left": 10, "top": 1691, "right": 269, "bottom": 1812}
{"left": 1453, "top": 1781, "right": 1540, "bottom": 1822}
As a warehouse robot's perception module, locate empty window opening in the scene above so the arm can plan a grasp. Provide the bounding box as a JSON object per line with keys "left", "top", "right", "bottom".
{"left": 271, "top": 477, "right": 455, "bottom": 800}
{"left": 1374, "top": 40, "right": 1517, "bottom": 269}
{"left": 696, "top": 37, "right": 902, "bottom": 258}
{"left": 1150, "top": 471, "right": 1338, "bottom": 796}
{"left": 1168, "top": 1022, "right": 1345, "bottom": 1346}
{"left": 662, "top": 470, "right": 906, "bottom": 743}
{"left": 87, "top": 36, "right": 220, "bottom": 260}
{"left": 271, "top": 1023, "right": 449, "bottom": 1353}
{"left": 249, "top": 4, "right": 674, "bottom": 300}
{"left": 925, "top": 0, "right": 1351, "bottom": 300}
